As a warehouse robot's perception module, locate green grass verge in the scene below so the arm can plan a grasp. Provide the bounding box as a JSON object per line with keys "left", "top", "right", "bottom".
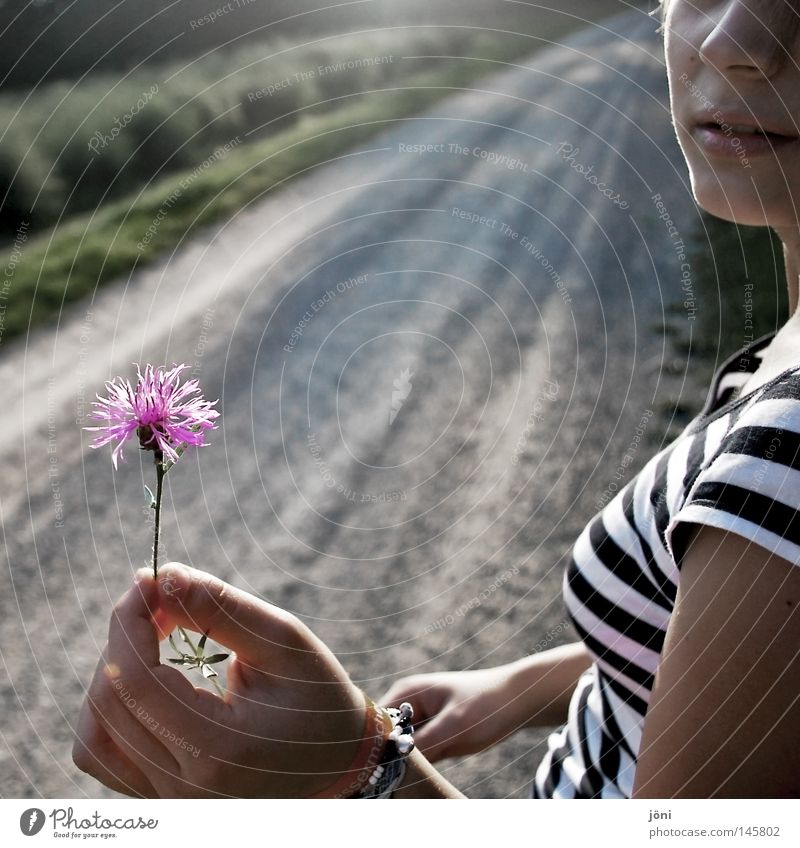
{"left": 658, "top": 211, "right": 788, "bottom": 433}
{"left": 0, "top": 31, "right": 583, "bottom": 343}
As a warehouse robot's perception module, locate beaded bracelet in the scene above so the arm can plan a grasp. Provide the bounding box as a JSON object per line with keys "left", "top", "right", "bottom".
{"left": 352, "top": 702, "right": 415, "bottom": 799}
{"left": 310, "top": 695, "right": 415, "bottom": 799}
{"left": 310, "top": 693, "right": 394, "bottom": 799}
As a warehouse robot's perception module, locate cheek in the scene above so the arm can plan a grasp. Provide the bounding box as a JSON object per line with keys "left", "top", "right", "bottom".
{"left": 664, "top": 29, "right": 701, "bottom": 130}
{"left": 682, "top": 145, "right": 800, "bottom": 228}
{"left": 662, "top": 16, "right": 800, "bottom": 227}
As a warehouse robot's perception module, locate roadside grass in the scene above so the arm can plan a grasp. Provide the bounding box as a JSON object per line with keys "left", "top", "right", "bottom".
{"left": 0, "top": 19, "right": 613, "bottom": 344}
{"left": 0, "top": 29, "right": 480, "bottom": 230}
{"left": 657, "top": 212, "right": 788, "bottom": 439}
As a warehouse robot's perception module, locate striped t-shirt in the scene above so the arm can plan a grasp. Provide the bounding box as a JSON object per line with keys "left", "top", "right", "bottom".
{"left": 531, "top": 332, "right": 800, "bottom": 799}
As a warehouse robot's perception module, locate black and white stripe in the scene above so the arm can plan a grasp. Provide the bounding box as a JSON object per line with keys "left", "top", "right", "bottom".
{"left": 532, "top": 333, "right": 800, "bottom": 798}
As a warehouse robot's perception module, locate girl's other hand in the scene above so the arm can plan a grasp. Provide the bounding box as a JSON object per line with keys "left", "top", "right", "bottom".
{"left": 378, "top": 666, "right": 521, "bottom": 762}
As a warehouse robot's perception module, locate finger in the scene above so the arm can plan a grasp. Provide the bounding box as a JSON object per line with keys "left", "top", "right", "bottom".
{"left": 412, "top": 713, "right": 453, "bottom": 762}
{"left": 155, "top": 562, "right": 308, "bottom": 671}
{"left": 106, "top": 577, "right": 220, "bottom": 742}
{"left": 73, "top": 691, "right": 157, "bottom": 798}
{"left": 94, "top": 671, "right": 187, "bottom": 777}
{"left": 88, "top": 646, "right": 184, "bottom": 778}
{"left": 152, "top": 605, "right": 176, "bottom": 641}
{"left": 123, "top": 568, "right": 174, "bottom": 640}
{"left": 377, "top": 684, "right": 418, "bottom": 708}
{"left": 108, "top": 571, "right": 162, "bottom": 671}
{"left": 378, "top": 678, "right": 436, "bottom": 716}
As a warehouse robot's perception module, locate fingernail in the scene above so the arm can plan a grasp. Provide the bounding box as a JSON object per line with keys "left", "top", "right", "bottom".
{"left": 133, "top": 567, "right": 151, "bottom": 586}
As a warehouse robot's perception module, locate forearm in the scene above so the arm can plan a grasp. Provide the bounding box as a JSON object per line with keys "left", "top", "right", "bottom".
{"left": 503, "top": 641, "right": 593, "bottom": 728}
{"left": 392, "top": 747, "right": 466, "bottom": 798}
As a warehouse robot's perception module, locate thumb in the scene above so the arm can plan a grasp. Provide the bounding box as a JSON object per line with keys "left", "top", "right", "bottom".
{"left": 156, "top": 562, "right": 306, "bottom": 670}
{"left": 412, "top": 712, "right": 453, "bottom": 763}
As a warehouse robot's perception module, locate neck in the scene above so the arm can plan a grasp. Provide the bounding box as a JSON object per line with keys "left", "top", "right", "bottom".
{"left": 774, "top": 227, "right": 800, "bottom": 318}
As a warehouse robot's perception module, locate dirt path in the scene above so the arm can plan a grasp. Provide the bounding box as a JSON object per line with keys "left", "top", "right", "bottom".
{"left": 0, "top": 7, "right": 700, "bottom": 798}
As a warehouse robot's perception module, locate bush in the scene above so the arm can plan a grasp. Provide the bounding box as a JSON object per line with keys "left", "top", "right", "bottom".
{"left": 687, "top": 211, "right": 787, "bottom": 359}
{"left": 240, "top": 81, "right": 304, "bottom": 136}
{"left": 0, "top": 27, "right": 497, "bottom": 239}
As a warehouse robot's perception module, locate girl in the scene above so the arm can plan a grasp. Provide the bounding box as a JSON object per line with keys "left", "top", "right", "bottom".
{"left": 73, "top": 0, "right": 800, "bottom": 798}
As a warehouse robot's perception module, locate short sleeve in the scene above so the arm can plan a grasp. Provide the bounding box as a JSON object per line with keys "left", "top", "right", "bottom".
{"left": 665, "top": 369, "right": 800, "bottom": 568}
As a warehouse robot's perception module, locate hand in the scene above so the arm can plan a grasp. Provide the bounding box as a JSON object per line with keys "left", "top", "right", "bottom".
{"left": 72, "top": 563, "right": 367, "bottom": 798}
{"left": 378, "top": 666, "right": 521, "bottom": 762}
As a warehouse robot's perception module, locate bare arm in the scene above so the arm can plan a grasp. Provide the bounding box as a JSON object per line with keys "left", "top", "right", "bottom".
{"left": 392, "top": 748, "right": 467, "bottom": 798}
{"left": 390, "top": 643, "right": 592, "bottom": 798}
{"left": 633, "top": 525, "right": 800, "bottom": 798}
{"left": 504, "top": 641, "right": 593, "bottom": 728}
{"left": 379, "top": 641, "right": 592, "bottom": 762}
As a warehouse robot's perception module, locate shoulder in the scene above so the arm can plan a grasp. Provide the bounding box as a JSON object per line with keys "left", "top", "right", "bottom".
{"left": 743, "top": 362, "right": 800, "bottom": 409}
{"left": 665, "top": 364, "right": 800, "bottom": 571}
{"left": 718, "top": 366, "right": 800, "bottom": 467}
{"left": 719, "top": 365, "right": 800, "bottom": 483}
{"left": 633, "top": 523, "right": 800, "bottom": 797}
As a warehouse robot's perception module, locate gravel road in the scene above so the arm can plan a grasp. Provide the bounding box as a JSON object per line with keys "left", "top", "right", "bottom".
{"left": 0, "top": 6, "right": 701, "bottom": 799}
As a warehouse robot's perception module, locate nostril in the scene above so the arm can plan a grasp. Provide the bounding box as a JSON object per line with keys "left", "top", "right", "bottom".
{"left": 698, "top": 11, "right": 785, "bottom": 80}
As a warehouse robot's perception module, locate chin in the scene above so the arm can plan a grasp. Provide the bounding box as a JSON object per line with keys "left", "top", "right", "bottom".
{"left": 688, "top": 168, "right": 796, "bottom": 228}
{"left": 675, "top": 128, "right": 799, "bottom": 228}
{"left": 690, "top": 183, "right": 768, "bottom": 226}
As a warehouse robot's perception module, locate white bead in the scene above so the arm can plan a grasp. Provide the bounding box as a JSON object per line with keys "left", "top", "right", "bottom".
{"left": 397, "top": 736, "right": 413, "bottom": 754}
{"left": 369, "top": 775, "right": 378, "bottom": 785}
{"left": 375, "top": 765, "right": 384, "bottom": 775}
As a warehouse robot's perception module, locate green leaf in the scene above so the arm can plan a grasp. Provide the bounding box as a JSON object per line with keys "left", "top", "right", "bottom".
{"left": 162, "top": 425, "right": 204, "bottom": 473}
{"left": 202, "top": 653, "right": 229, "bottom": 665}
{"left": 161, "top": 443, "right": 187, "bottom": 474}
{"left": 198, "top": 632, "right": 208, "bottom": 653}
{"left": 168, "top": 657, "right": 187, "bottom": 664}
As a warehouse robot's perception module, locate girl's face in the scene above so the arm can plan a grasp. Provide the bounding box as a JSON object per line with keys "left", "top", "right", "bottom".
{"left": 664, "top": 0, "right": 800, "bottom": 230}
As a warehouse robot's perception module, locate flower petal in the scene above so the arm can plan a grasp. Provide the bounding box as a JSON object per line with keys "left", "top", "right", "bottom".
{"left": 83, "top": 363, "right": 220, "bottom": 469}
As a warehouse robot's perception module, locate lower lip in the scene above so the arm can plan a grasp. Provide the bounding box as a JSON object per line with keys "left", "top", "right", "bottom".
{"left": 692, "top": 125, "right": 799, "bottom": 159}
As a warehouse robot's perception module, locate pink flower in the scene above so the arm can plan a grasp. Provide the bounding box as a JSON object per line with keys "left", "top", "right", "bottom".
{"left": 86, "top": 363, "right": 220, "bottom": 469}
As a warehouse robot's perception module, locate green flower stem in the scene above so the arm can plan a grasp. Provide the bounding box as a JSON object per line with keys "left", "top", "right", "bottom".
{"left": 152, "top": 451, "right": 165, "bottom": 579}
{"left": 176, "top": 626, "right": 226, "bottom": 697}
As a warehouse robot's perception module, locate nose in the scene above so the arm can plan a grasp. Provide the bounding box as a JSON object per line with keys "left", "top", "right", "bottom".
{"left": 699, "top": 1, "right": 788, "bottom": 79}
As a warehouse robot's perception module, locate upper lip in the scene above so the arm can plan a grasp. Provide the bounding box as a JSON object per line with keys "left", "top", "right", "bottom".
{"left": 693, "top": 111, "right": 799, "bottom": 138}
